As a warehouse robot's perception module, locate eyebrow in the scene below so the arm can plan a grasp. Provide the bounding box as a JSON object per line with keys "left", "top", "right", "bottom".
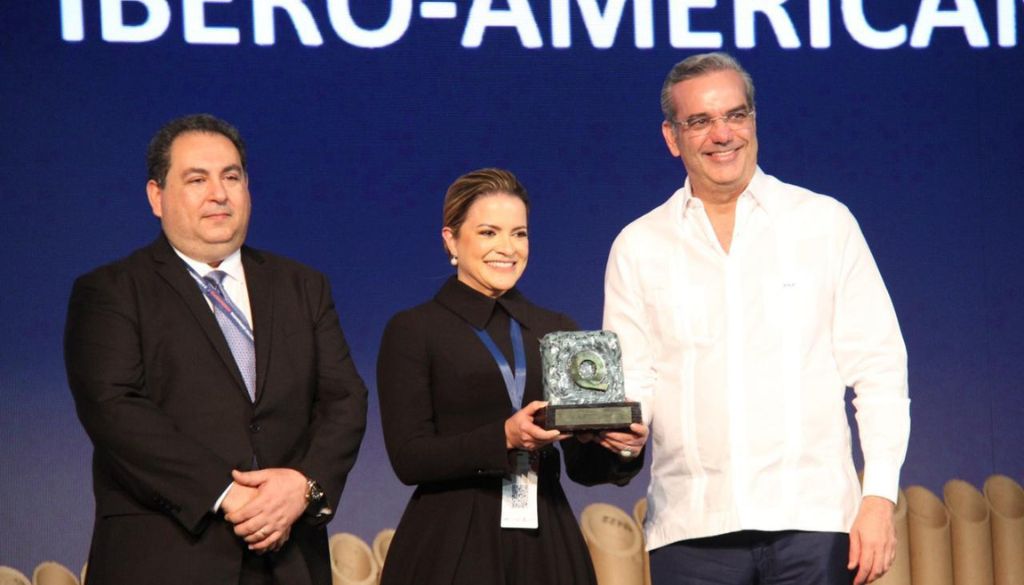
{"left": 684, "top": 104, "right": 749, "bottom": 122}
{"left": 474, "top": 223, "right": 528, "bottom": 230}
{"left": 180, "top": 164, "right": 244, "bottom": 177}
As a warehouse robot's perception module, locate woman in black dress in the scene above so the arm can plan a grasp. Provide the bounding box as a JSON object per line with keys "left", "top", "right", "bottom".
{"left": 377, "top": 168, "right": 649, "bottom": 585}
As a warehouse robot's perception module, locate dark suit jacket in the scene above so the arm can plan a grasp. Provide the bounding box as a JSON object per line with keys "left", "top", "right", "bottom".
{"left": 64, "top": 235, "right": 368, "bottom": 585}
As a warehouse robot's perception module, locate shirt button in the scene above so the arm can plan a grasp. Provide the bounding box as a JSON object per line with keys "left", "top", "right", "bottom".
{"left": 249, "top": 422, "right": 261, "bottom": 433}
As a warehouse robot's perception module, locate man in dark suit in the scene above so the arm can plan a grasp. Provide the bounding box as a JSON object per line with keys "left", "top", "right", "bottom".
{"left": 64, "top": 114, "right": 368, "bottom": 585}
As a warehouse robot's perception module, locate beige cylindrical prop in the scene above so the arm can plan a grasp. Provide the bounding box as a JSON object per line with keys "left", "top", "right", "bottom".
{"left": 31, "top": 562, "right": 78, "bottom": 585}
{"left": 984, "top": 475, "right": 1024, "bottom": 585}
{"left": 371, "top": 529, "right": 395, "bottom": 585}
{"left": 631, "top": 498, "right": 651, "bottom": 585}
{"left": 329, "top": 532, "right": 379, "bottom": 585}
{"left": 0, "top": 566, "right": 31, "bottom": 585}
{"left": 580, "top": 503, "right": 644, "bottom": 585}
{"left": 906, "top": 485, "right": 954, "bottom": 585}
{"left": 944, "top": 479, "right": 994, "bottom": 585}
{"left": 872, "top": 489, "right": 910, "bottom": 585}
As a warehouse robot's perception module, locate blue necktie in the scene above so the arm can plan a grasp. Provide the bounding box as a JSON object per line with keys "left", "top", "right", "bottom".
{"left": 203, "top": 270, "right": 256, "bottom": 401}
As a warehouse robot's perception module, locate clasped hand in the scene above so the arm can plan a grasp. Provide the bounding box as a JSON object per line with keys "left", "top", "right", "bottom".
{"left": 221, "top": 468, "right": 309, "bottom": 553}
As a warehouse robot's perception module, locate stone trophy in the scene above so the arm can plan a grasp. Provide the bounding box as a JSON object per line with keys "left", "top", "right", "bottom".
{"left": 538, "top": 330, "right": 641, "bottom": 431}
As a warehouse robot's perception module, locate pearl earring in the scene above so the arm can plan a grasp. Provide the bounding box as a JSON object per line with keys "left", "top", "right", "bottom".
{"left": 450, "top": 256, "right": 458, "bottom": 267}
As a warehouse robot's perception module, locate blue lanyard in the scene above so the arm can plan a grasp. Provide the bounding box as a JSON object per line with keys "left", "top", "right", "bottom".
{"left": 475, "top": 318, "right": 527, "bottom": 411}
{"left": 185, "top": 265, "right": 255, "bottom": 343}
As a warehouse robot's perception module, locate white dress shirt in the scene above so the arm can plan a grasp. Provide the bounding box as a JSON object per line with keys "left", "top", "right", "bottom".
{"left": 172, "top": 247, "right": 253, "bottom": 328}
{"left": 603, "top": 168, "right": 909, "bottom": 550}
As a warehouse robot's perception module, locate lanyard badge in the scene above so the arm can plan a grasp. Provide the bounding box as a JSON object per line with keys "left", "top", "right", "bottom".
{"left": 475, "top": 318, "right": 538, "bottom": 529}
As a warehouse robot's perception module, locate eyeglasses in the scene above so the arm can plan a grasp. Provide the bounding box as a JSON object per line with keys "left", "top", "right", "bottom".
{"left": 672, "top": 110, "right": 755, "bottom": 136}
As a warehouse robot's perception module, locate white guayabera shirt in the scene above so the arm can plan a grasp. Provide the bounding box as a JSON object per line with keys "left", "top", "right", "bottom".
{"left": 603, "top": 167, "right": 910, "bottom": 551}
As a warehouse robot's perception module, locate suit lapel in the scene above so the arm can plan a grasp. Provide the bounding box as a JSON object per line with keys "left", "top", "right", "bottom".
{"left": 148, "top": 236, "right": 250, "bottom": 400}
{"left": 242, "top": 247, "right": 274, "bottom": 404}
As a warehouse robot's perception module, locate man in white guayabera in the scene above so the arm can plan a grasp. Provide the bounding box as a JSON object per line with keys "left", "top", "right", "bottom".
{"left": 603, "top": 52, "right": 910, "bottom": 585}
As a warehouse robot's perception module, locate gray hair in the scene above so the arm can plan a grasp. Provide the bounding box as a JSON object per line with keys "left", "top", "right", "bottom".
{"left": 660, "top": 52, "right": 756, "bottom": 123}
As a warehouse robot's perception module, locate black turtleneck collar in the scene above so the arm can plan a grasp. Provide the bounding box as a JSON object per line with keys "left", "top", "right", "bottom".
{"left": 434, "top": 276, "right": 535, "bottom": 330}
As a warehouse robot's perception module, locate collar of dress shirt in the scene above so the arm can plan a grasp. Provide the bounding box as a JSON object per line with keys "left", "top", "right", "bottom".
{"left": 677, "top": 166, "right": 773, "bottom": 218}
{"left": 434, "top": 276, "right": 535, "bottom": 331}
{"left": 170, "top": 246, "right": 245, "bottom": 287}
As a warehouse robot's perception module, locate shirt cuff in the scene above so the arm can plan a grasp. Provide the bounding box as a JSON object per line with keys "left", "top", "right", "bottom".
{"left": 212, "top": 482, "right": 233, "bottom": 513}
{"left": 861, "top": 459, "right": 902, "bottom": 504}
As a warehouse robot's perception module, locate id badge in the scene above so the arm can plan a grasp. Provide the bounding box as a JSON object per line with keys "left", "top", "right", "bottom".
{"left": 500, "top": 450, "right": 538, "bottom": 529}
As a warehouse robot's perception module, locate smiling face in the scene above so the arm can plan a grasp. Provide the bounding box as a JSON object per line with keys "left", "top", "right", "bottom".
{"left": 146, "top": 131, "right": 251, "bottom": 265}
{"left": 442, "top": 192, "right": 529, "bottom": 298}
{"left": 662, "top": 69, "right": 758, "bottom": 203}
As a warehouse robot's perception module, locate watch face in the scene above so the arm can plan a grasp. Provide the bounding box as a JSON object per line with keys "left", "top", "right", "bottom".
{"left": 308, "top": 480, "right": 324, "bottom": 503}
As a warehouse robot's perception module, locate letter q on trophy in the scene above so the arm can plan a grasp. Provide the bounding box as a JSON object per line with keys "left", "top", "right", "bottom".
{"left": 537, "top": 330, "right": 641, "bottom": 431}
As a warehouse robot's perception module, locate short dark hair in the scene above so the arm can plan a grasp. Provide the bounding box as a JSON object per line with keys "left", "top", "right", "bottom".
{"left": 146, "top": 114, "right": 247, "bottom": 188}
{"left": 660, "top": 52, "right": 756, "bottom": 123}
{"left": 442, "top": 168, "right": 529, "bottom": 259}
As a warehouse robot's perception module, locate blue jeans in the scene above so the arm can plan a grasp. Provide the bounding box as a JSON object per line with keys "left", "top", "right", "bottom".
{"left": 649, "top": 530, "right": 854, "bottom": 585}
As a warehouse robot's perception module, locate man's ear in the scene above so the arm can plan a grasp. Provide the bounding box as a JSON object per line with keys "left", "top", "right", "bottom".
{"left": 146, "top": 180, "right": 163, "bottom": 218}
{"left": 661, "top": 122, "right": 682, "bottom": 158}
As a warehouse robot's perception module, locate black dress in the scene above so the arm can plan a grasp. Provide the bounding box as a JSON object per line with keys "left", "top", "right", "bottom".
{"left": 377, "top": 277, "right": 642, "bottom": 585}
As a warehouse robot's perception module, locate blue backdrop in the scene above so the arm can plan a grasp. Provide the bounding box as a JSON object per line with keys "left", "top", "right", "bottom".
{"left": 2, "top": 0, "right": 1022, "bottom": 573}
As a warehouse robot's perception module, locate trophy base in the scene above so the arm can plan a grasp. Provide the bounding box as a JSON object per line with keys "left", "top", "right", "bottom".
{"left": 537, "top": 401, "right": 641, "bottom": 432}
